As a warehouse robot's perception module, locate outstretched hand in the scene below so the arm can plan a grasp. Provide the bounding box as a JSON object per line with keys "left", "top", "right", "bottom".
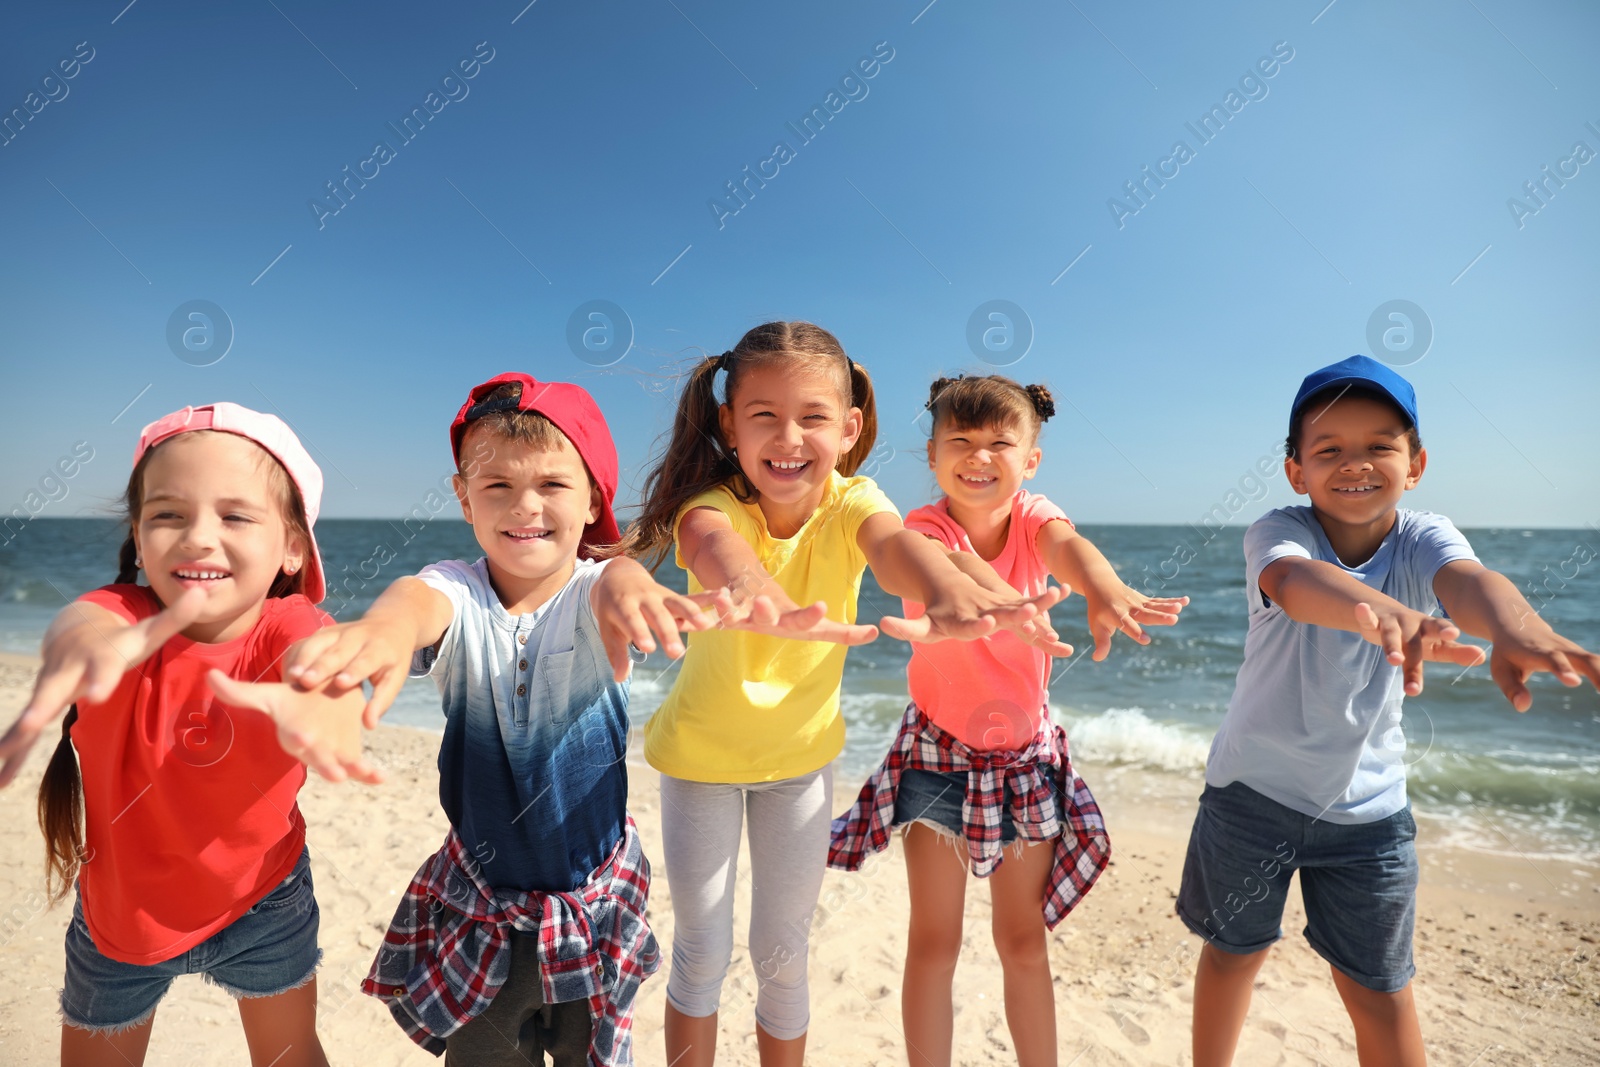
{"left": 1083, "top": 588, "right": 1189, "bottom": 661}
{"left": 594, "top": 574, "right": 729, "bottom": 682}
{"left": 720, "top": 593, "right": 880, "bottom": 646}
{"left": 879, "top": 585, "right": 1073, "bottom": 655}
{"left": 1354, "top": 602, "right": 1487, "bottom": 696}
{"left": 0, "top": 588, "right": 206, "bottom": 789}
{"left": 208, "top": 670, "right": 384, "bottom": 785}
{"left": 1485, "top": 619, "right": 1600, "bottom": 713}
{"left": 282, "top": 619, "right": 415, "bottom": 729}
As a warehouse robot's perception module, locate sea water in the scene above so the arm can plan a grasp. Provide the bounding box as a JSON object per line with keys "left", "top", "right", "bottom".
{"left": 3, "top": 518, "right": 1595, "bottom": 861}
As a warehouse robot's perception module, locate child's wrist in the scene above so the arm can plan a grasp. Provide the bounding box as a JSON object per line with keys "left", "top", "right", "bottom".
{"left": 1485, "top": 614, "right": 1552, "bottom": 646}
{"left": 1079, "top": 583, "right": 1112, "bottom": 605}
{"left": 1079, "top": 583, "right": 1124, "bottom": 612}
{"left": 921, "top": 589, "right": 966, "bottom": 614}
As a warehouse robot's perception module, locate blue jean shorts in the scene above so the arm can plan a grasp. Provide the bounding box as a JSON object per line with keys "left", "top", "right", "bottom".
{"left": 61, "top": 846, "right": 321, "bottom": 1032}
{"left": 1175, "top": 781, "right": 1419, "bottom": 993}
{"left": 892, "top": 767, "right": 1047, "bottom": 847}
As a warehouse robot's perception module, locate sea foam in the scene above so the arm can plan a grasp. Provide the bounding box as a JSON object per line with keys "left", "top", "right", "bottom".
{"left": 1056, "top": 706, "right": 1211, "bottom": 773}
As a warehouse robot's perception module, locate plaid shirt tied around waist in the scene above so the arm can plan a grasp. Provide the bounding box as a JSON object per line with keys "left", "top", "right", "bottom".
{"left": 361, "top": 815, "right": 659, "bottom": 1063}
{"left": 828, "top": 703, "right": 1111, "bottom": 928}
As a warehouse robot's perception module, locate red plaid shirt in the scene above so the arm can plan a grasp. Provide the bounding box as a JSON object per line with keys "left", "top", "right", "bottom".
{"left": 361, "top": 816, "right": 658, "bottom": 1063}
{"left": 829, "top": 703, "right": 1110, "bottom": 928}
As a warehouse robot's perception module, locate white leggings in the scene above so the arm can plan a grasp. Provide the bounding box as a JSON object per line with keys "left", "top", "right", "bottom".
{"left": 658, "top": 766, "right": 834, "bottom": 1041}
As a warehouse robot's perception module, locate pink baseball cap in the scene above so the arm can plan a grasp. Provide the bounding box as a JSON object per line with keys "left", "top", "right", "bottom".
{"left": 134, "top": 403, "right": 327, "bottom": 603}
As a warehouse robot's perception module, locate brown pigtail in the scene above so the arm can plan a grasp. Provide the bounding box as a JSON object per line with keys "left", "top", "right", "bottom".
{"left": 837, "top": 360, "right": 879, "bottom": 477}
{"left": 115, "top": 535, "right": 139, "bottom": 585}
{"left": 620, "top": 354, "right": 745, "bottom": 571}
{"left": 38, "top": 709, "right": 84, "bottom": 904}
{"left": 38, "top": 531, "right": 139, "bottom": 903}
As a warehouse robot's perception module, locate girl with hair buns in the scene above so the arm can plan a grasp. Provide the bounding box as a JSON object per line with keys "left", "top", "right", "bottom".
{"left": 624, "top": 324, "right": 1071, "bottom": 1067}
{"left": 830, "top": 373, "right": 1189, "bottom": 1067}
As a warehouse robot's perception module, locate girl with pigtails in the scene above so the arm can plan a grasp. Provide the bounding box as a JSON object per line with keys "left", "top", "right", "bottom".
{"left": 830, "top": 374, "right": 1189, "bottom": 1067}
{"left": 623, "top": 323, "right": 1070, "bottom": 1067}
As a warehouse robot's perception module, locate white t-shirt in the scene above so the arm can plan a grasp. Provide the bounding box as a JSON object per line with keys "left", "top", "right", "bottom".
{"left": 410, "top": 557, "right": 630, "bottom": 891}
{"left": 1204, "top": 507, "right": 1478, "bottom": 823}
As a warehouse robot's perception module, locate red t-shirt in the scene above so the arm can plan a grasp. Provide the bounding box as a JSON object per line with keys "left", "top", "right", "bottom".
{"left": 71, "top": 586, "right": 329, "bottom": 964}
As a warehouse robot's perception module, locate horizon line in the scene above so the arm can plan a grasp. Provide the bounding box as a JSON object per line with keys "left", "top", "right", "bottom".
{"left": 14, "top": 515, "right": 1595, "bottom": 534}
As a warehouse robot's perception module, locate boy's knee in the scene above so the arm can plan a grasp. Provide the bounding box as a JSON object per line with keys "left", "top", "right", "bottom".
{"left": 1200, "top": 941, "right": 1270, "bottom": 975}
{"left": 1336, "top": 969, "right": 1414, "bottom": 1017}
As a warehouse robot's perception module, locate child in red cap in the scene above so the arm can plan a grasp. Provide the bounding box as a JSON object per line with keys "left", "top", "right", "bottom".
{"left": 283, "top": 374, "right": 723, "bottom": 1065}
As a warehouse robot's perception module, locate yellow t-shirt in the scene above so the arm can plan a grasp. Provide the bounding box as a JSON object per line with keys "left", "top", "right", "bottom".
{"left": 643, "top": 471, "right": 900, "bottom": 783}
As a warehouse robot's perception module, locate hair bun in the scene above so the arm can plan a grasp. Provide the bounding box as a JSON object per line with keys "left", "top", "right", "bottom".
{"left": 1024, "top": 384, "right": 1055, "bottom": 421}
{"left": 926, "top": 375, "right": 962, "bottom": 410}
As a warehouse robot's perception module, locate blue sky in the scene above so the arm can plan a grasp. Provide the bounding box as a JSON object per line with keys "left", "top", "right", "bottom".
{"left": 1, "top": 0, "right": 1595, "bottom": 527}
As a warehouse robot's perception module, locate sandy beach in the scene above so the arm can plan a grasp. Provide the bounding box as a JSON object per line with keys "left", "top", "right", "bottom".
{"left": 0, "top": 650, "right": 1596, "bottom": 1066}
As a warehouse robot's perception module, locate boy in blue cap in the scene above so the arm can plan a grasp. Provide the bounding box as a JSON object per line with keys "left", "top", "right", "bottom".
{"left": 1177, "top": 355, "right": 1600, "bottom": 1066}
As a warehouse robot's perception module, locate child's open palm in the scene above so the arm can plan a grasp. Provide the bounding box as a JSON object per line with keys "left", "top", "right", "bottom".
{"left": 1082, "top": 586, "right": 1190, "bottom": 661}
{"left": 0, "top": 588, "right": 206, "bottom": 788}
{"left": 678, "top": 509, "right": 880, "bottom": 646}
{"left": 207, "top": 670, "right": 384, "bottom": 784}
{"left": 1485, "top": 624, "right": 1600, "bottom": 712}
{"left": 720, "top": 592, "right": 881, "bottom": 646}
{"left": 283, "top": 618, "right": 417, "bottom": 728}
{"left": 592, "top": 560, "right": 730, "bottom": 680}
{"left": 880, "top": 584, "right": 1073, "bottom": 653}
{"left": 1354, "top": 602, "right": 1487, "bottom": 696}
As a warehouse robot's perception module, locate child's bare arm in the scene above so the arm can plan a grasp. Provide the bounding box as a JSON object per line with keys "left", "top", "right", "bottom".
{"left": 858, "top": 513, "right": 1065, "bottom": 646}
{"left": 590, "top": 556, "right": 727, "bottom": 681}
{"left": 207, "top": 670, "right": 383, "bottom": 785}
{"left": 1038, "top": 521, "right": 1188, "bottom": 661}
{"left": 1433, "top": 559, "right": 1600, "bottom": 711}
{"left": 679, "top": 506, "right": 877, "bottom": 644}
{"left": 945, "top": 547, "right": 1046, "bottom": 597}
{"left": 940, "top": 548, "right": 1075, "bottom": 656}
{"left": 1262, "top": 557, "right": 1423, "bottom": 631}
{"left": 1260, "top": 556, "right": 1485, "bottom": 695}
{"left": 284, "top": 576, "right": 454, "bottom": 726}
{"left": 0, "top": 589, "right": 205, "bottom": 788}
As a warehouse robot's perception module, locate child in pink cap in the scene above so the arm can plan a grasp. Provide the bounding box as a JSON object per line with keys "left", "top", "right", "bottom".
{"left": 0, "top": 402, "right": 378, "bottom": 1067}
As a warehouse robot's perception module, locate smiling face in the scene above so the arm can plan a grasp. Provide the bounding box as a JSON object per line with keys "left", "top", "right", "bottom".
{"left": 133, "top": 432, "right": 305, "bottom": 643}
{"left": 1286, "top": 394, "right": 1425, "bottom": 557}
{"left": 453, "top": 427, "right": 600, "bottom": 613}
{"left": 928, "top": 419, "right": 1041, "bottom": 512}
{"left": 718, "top": 361, "right": 862, "bottom": 536}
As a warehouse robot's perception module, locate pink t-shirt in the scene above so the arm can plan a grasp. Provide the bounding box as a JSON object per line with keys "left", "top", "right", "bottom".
{"left": 903, "top": 490, "right": 1071, "bottom": 751}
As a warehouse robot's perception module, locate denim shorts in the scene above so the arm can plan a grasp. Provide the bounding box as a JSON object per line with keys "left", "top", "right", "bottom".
{"left": 892, "top": 767, "right": 1044, "bottom": 846}
{"left": 1175, "top": 781, "right": 1419, "bottom": 993}
{"left": 61, "top": 846, "right": 321, "bottom": 1032}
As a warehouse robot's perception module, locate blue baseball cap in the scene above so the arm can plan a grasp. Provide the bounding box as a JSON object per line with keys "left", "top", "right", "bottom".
{"left": 1290, "top": 355, "right": 1419, "bottom": 433}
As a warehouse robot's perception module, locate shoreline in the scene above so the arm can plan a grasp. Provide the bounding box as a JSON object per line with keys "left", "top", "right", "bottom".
{"left": 1, "top": 663, "right": 1597, "bottom": 1062}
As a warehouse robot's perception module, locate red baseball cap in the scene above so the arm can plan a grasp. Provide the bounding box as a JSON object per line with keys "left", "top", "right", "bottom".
{"left": 449, "top": 373, "right": 622, "bottom": 557}
{"left": 134, "top": 403, "right": 327, "bottom": 603}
